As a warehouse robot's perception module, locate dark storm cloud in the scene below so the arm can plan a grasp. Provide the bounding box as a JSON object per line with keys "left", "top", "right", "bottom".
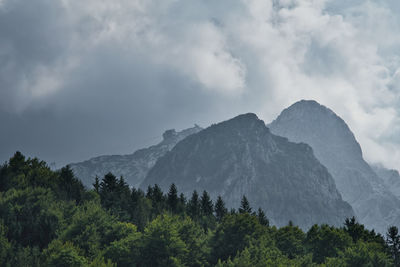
{"left": 1, "top": 0, "right": 400, "bottom": 168}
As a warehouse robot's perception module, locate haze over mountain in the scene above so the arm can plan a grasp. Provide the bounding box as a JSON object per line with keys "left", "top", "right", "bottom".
{"left": 69, "top": 126, "right": 202, "bottom": 187}
{"left": 373, "top": 164, "right": 400, "bottom": 200}
{"left": 269, "top": 100, "right": 400, "bottom": 233}
{"left": 143, "top": 113, "right": 354, "bottom": 229}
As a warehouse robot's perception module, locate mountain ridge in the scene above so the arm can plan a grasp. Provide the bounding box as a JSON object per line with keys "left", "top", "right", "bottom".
{"left": 269, "top": 99, "right": 400, "bottom": 233}
{"left": 69, "top": 125, "right": 202, "bottom": 187}
{"left": 143, "top": 113, "right": 354, "bottom": 229}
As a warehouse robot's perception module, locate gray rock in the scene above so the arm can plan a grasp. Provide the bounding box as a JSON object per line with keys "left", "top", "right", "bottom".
{"left": 269, "top": 99, "right": 400, "bottom": 233}
{"left": 143, "top": 113, "right": 354, "bottom": 229}
{"left": 69, "top": 125, "right": 202, "bottom": 188}
{"left": 372, "top": 164, "right": 400, "bottom": 199}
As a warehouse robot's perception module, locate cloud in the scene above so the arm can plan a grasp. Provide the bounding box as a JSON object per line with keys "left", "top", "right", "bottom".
{"left": 1, "top": 0, "right": 400, "bottom": 169}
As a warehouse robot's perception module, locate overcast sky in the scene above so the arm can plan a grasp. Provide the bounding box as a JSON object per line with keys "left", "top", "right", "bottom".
{"left": 1, "top": 0, "right": 400, "bottom": 169}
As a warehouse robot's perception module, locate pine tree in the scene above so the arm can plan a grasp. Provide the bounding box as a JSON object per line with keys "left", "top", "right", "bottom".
{"left": 93, "top": 176, "right": 100, "bottom": 193}
{"left": 99, "top": 172, "right": 118, "bottom": 210}
{"left": 146, "top": 185, "right": 154, "bottom": 199}
{"left": 167, "top": 184, "right": 178, "bottom": 213}
{"left": 117, "top": 176, "right": 128, "bottom": 190}
{"left": 257, "top": 208, "right": 269, "bottom": 226}
{"left": 387, "top": 226, "right": 400, "bottom": 266}
{"left": 239, "top": 195, "right": 252, "bottom": 214}
{"left": 100, "top": 172, "right": 118, "bottom": 193}
{"left": 214, "top": 196, "right": 227, "bottom": 222}
{"left": 187, "top": 190, "right": 200, "bottom": 219}
{"left": 179, "top": 193, "right": 186, "bottom": 205}
{"left": 200, "top": 190, "right": 213, "bottom": 216}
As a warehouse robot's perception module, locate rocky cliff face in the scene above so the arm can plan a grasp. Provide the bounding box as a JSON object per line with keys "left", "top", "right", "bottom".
{"left": 373, "top": 164, "right": 400, "bottom": 199}
{"left": 143, "top": 113, "right": 354, "bottom": 229}
{"left": 69, "top": 126, "right": 202, "bottom": 188}
{"left": 269, "top": 100, "right": 400, "bottom": 233}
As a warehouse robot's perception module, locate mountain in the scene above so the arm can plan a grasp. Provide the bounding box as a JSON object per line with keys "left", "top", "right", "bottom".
{"left": 269, "top": 100, "right": 400, "bottom": 233}
{"left": 69, "top": 125, "right": 202, "bottom": 187}
{"left": 373, "top": 164, "right": 400, "bottom": 199}
{"left": 143, "top": 113, "right": 354, "bottom": 229}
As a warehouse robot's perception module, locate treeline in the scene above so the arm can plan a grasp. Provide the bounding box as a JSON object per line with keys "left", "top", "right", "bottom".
{"left": 0, "top": 152, "right": 400, "bottom": 266}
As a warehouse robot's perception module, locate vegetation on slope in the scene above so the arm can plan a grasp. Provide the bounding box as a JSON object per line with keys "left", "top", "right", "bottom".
{"left": 0, "top": 152, "right": 399, "bottom": 266}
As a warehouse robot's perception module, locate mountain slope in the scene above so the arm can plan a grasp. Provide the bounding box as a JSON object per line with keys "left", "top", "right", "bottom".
{"left": 269, "top": 100, "right": 400, "bottom": 233}
{"left": 373, "top": 164, "right": 400, "bottom": 199}
{"left": 69, "top": 126, "right": 202, "bottom": 187}
{"left": 143, "top": 113, "right": 354, "bottom": 229}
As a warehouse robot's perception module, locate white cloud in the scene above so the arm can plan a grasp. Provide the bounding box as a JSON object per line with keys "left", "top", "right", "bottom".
{"left": 1, "top": 0, "right": 400, "bottom": 168}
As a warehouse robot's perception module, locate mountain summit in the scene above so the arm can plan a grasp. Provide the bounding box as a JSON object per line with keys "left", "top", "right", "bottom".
{"left": 143, "top": 113, "right": 354, "bottom": 229}
{"left": 269, "top": 100, "right": 400, "bottom": 232}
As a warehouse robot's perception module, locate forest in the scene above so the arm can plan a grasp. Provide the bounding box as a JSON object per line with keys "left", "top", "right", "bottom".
{"left": 0, "top": 151, "right": 399, "bottom": 266}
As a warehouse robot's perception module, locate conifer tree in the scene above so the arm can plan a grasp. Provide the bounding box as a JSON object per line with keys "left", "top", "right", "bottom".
{"left": 239, "top": 195, "right": 252, "bottom": 214}
{"left": 179, "top": 193, "right": 186, "bottom": 205}
{"left": 93, "top": 176, "right": 100, "bottom": 193}
{"left": 188, "top": 190, "right": 200, "bottom": 219}
{"left": 146, "top": 185, "right": 154, "bottom": 199}
{"left": 100, "top": 172, "right": 118, "bottom": 193}
{"left": 387, "top": 226, "right": 400, "bottom": 266}
{"left": 167, "top": 184, "right": 178, "bottom": 213}
{"left": 257, "top": 208, "right": 269, "bottom": 226}
{"left": 214, "top": 196, "right": 227, "bottom": 222}
{"left": 200, "top": 190, "right": 213, "bottom": 216}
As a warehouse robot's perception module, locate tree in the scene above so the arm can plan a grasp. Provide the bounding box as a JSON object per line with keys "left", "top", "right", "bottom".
{"left": 200, "top": 190, "right": 213, "bottom": 216}
{"left": 58, "top": 165, "right": 85, "bottom": 203}
{"left": 210, "top": 213, "right": 268, "bottom": 264}
{"left": 167, "top": 184, "right": 179, "bottom": 213}
{"left": 275, "top": 224, "right": 306, "bottom": 259}
{"left": 344, "top": 217, "right": 365, "bottom": 243}
{"left": 325, "top": 241, "right": 392, "bottom": 267}
{"left": 214, "top": 196, "right": 228, "bottom": 222}
{"left": 0, "top": 187, "right": 63, "bottom": 248}
{"left": 239, "top": 195, "right": 252, "bottom": 214}
{"left": 305, "top": 224, "right": 352, "bottom": 263}
{"left": 387, "top": 226, "right": 400, "bottom": 266}
{"left": 100, "top": 173, "right": 118, "bottom": 210}
{"left": 93, "top": 176, "right": 100, "bottom": 193}
{"left": 139, "top": 215, "right": 188, "bottom": 266}
{"left": 0, "top": 222, "right": 11, "bottom": 266}
{"left": 43, "top": 240, "right": 87, "bottom": 267}
{"left": 257, "top": 208, "right": 269, "bottom": 226}
{"left": 104, "top": 223, "right": 141, "bottom": 267}
{"left": 147, "top": 184, "right": 166, "bottom": 216}
{"left": 187, "top": 190, "right": 201, "bottom": 219}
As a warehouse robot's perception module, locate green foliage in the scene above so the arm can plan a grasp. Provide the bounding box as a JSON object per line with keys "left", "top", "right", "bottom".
{"left": 187, "top": 190, "right": 201, "bottom": 219}
{"left": 104, "top": 223, "right": 141, "bottom": 267}
{"left": 325, "top": 241, "right": 393, "bottom": 266}
{"left": 305, "top": 224, "right": 352, "bottom": 263}
{"left": 387, "top": 226, "right": 400, "bottom": 266}
{"left": 0, "top": 187, "right": 63, "bottom": 248}
{"left": 0, "top": 221, "right": 11, "bottom": 266}
{"left": 238, "top": 195, "right": 252, "bottom": 214}
{"left": 210, "top": 213, "right": 268, "bottom": 264}
{"left": 257, "top": 207, "right": 269, "bottom": 226}
{"left": 214, "top": 195, "right": 228, "bottom": 222}
{"left": 140, "top": 214, "right": 188, "bottom": 266}
{"left": 275, "top": 224, "right": 306, "bottom": 259}
{"left": 167, "top": 183, "right": 179, "bottom": 213}
{"left": 0, "top": 152, "right": 395, "bottom": 267}
{"left": 43, "top": 240, "right": 87, "bottom": 267}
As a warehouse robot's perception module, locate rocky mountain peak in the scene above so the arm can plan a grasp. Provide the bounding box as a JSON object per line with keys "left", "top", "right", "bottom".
{"left": 143, "top": 113, "right": 354, "bottom": 229}
{"left": 269, "top": 100, "right": 400, "bottom": 233}
{"left": 270, "top": 99, "right": 362, "bottom": 160}
{"left": 162, "top": 129, "right": 177, "bottom": 141}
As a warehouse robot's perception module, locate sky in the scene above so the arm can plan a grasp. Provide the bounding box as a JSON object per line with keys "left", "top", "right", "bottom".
{"left": 1, "top": 0, "right": 400, "bottom": 170}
